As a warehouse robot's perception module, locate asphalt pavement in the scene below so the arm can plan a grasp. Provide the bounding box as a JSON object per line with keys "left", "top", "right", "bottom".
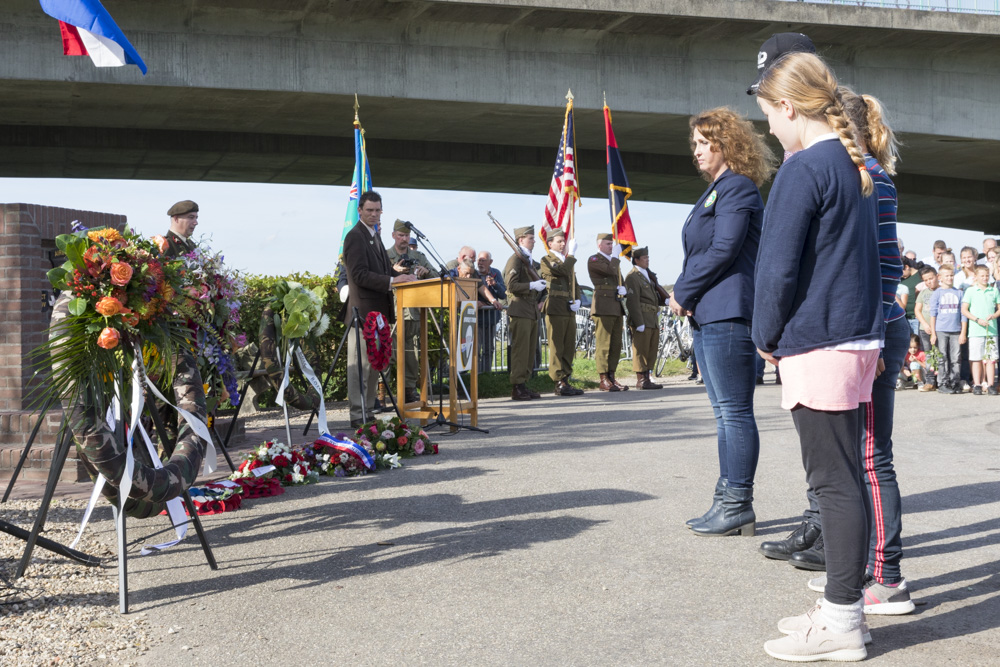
{"left": 48, "top": 374, "right": 1000, "bottom": 665}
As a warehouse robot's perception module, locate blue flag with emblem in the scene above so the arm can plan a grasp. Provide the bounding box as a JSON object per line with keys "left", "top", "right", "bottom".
{"left": 337, "top": 100, "right": 373, "bottom": 262}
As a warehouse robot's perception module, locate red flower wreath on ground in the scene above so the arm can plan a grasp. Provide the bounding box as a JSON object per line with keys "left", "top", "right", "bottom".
{"left": 363, "top": 311, "right": 393, "bottom": 372}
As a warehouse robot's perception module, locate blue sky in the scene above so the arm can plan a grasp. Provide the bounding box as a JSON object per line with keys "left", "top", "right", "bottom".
{"left": 2, "top": 177, "right": 991, "bottom": 287}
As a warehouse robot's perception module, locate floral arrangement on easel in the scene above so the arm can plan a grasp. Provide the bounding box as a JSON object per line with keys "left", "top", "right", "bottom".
{"left": 38, "top": 225, "right": 191, "bottom": 402}
{"left": 174, "top": 243, "right": 246, "bottom": 413}
{"left": 269, "top": 279, "right": 330, "bottom": 351}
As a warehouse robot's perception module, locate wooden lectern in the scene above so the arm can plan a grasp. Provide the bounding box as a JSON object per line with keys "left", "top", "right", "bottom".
{"left": 393, "top": 277, "right": 480, "bottom": 428}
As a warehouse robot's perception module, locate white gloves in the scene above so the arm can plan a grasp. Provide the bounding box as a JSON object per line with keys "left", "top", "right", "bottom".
{"left": 529, "top": 280, "right": 547, "bottom": 292}
{"left": 612, "top": 242, "right": 623, "bottom": 257}
{"left": 570, "top": 300, "right": 581, "bottom": 312}
{"left": 339, "top": 285, "right": 349, "bottom": 302}
{"left": 636, "top": 325, "right": 646, "bottom": 333}
{"left": 617, "top": 285, "right": 627, "bottom": 297}
{"left": 567, "top": 239, "right": 578, "bottom": 257}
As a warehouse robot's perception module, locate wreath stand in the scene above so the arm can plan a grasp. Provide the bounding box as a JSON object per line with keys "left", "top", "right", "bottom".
{"left": 303, "top": 306, "right": 400, "bottom": 436}
{"left": 0, "top": 389, "right": 218, "bottom": 614}
{"left": 0, "top": 398, "right": 101, "bottom": 570}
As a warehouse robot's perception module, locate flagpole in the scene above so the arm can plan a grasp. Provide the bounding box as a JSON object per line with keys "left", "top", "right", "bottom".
{"left": 566, "top": 89, "right": 577, "bottom": 300}
{"left": 604, "top": 98, "right": 624, "bottom": 290}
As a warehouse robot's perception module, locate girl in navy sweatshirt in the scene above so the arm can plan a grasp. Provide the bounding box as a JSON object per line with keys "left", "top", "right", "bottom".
{"left": 752, "top": 52, "right": 881, "bottom": 662}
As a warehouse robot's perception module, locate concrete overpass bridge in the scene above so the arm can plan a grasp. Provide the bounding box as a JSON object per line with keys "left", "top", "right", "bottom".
{"left": 2, "top": 0, "right": 1000, "bottom": 231}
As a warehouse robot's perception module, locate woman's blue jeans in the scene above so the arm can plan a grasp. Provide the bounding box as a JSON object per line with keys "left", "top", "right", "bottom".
{"left": 691, "top": 318, "right": 760, "bottom": 489}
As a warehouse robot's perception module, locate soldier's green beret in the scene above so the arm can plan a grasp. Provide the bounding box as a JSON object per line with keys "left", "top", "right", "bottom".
{"left": 393, "top": 219, "right": 410, "bottom": 234}
{"left": 167, "top": 200, "right": 199, "bottom": 217}
{"left": 632, "top": 246, "right": 649, "bottom": 259}
{"left": 596, "top": 233, "right": 613, "bottom": 242}
{"left": 547, "top": 228, "right": 566, "bottom": 242}
{"left": 514, "top": 225, "right": 534, "bottom": 239}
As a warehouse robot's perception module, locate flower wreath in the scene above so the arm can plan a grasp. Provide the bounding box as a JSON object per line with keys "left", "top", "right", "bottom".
{"left": 363, "top": 311, "right": 393, "bottom": 372}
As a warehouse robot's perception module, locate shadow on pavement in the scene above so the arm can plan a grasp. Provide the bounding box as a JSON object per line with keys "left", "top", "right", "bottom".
{"left": 129, "top": 486, "right": 653, "bottom": 609}
{"left": 870, "top": 560, "right": 1000, "bottom": 655}
{"left": 133, "top": 514, "right": 608, "bottom": 610}
{"left": 905, "top": 517, "right": 1000, "bottom": 549}
{"left": 902, "top": 481, "right": 1000, "bottom": 514}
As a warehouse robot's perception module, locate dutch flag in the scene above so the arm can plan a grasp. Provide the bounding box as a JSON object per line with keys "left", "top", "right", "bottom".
{"left": 40, "top": 0, "right": 148, "bottom": 75}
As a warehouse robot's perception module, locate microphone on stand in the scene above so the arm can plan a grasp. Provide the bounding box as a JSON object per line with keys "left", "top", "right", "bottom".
{"left": 404, "top": 221, "right": 427, "bottom": 239}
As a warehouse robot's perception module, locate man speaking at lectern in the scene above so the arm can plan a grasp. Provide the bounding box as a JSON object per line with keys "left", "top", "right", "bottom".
{"left": 341, "top": 192, "right": 417, "bottom": 427}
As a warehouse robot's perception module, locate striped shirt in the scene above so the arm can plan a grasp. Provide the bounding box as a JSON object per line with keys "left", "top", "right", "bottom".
{"left": 866, "top": 155, "right": 905, "bottom": 323}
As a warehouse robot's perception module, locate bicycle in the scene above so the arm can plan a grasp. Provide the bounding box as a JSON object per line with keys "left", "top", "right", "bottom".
{"left": 654, "top": 311, "right": 694, "bottom": 376}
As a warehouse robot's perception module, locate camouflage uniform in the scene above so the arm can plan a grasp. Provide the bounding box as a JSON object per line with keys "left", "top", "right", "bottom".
{"left": 50, "top": 293, "right": 209, "bottom": 519}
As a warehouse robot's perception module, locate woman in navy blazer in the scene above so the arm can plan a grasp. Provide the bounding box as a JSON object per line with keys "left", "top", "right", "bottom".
{"left": 670, "top": 108, "right": 776, "bottom": 537}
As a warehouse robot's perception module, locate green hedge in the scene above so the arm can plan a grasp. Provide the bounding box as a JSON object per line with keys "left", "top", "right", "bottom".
{"left": 236, "top": 272, "right": 446, "bottom": 408}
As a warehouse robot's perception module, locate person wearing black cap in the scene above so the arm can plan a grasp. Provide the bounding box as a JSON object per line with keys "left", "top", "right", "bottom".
{"left": 164, "top": 200, "right": 199, "bottom": 257}
{"left": 624, "top": 247, "right": 664, "bottom": 390}
{"left": 504, "top": 225, "right": 545, "bottom": 401}
{"left": 746, "top": 32, "right": 817, "bottom": 96}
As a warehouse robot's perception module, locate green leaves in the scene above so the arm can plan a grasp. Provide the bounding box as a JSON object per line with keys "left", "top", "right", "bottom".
{"left": 282, "top": 311, "right": 311, "bottom": 339}
{"left": 46, "top": 260, "right": 76, "bottom": 290}
{"left": 55, "top": 233, "right": 89, "bottom": 268}
{"left": 282, "top": 288, "right": 312, "bottom": 315}
{"left": 67, "top": 298, "right": 88, "bottom": 316}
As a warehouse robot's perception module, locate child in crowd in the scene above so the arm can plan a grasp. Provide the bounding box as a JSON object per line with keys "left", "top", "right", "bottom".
{"left": 900, "top": 335, "right": 926, "bottom": 388}
{"left": 961, "top": 265, "right": 1000, "bottom": 395}
{"left": 914, "top": 266, "right": 938, "bottom": 391}
{"left": 955, "top": 246, "right": 979, "bottom": 291}
{"left": 940, "top": 251, "right": 956, "bottom": 271}
{"left": 928, "top": 265, "right": 966, "bottom": 394}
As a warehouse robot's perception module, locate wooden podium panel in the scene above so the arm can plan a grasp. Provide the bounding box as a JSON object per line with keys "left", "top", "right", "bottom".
{"left": 393, "top": 278, "right": 479, "bottom": 428}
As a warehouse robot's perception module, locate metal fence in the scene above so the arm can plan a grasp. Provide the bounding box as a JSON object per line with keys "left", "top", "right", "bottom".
{"left": 773, "top": 0, "right": 1000, "bottom": 13}
{"left": 483, "top": 309, "right": 697, "bottom": 374}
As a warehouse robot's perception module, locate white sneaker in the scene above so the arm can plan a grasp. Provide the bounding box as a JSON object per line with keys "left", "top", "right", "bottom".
{"left": 777, "top": 600, "right": 872, "bottom": 645}
{"left": 808, "top": 575, "right": 826, "bottom": 593}
{"left": 765, "top": 622, "right": 867, "bottom": 662}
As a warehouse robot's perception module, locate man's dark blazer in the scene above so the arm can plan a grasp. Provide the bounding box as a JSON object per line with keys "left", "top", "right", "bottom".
{"left": 342, "top": 221, "right": 398, "bottom": 324}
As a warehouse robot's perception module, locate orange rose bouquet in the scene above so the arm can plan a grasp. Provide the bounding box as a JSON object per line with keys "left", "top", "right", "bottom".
{"left": 32, "top": 224, "right": 192, "bottom": 403}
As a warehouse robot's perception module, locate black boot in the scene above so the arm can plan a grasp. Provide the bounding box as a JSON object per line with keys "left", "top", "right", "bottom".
{"left": 686, "top": 477, "right": 727, "bottom": 528}
{"left": 789, "top": 533, "right": 826, "bottom": 571}
{"left": 759, "top": 521, "right": 821, "bottom": 561}
{"left": 691, "top": 486, "right": 755, "bottom": 537}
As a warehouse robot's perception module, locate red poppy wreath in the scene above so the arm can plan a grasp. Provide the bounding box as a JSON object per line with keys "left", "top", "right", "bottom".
{"left": 363, "top": 311, "right": 393, "bottom": 372}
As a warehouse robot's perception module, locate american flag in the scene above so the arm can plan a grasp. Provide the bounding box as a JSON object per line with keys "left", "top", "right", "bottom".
{"left": 540, "top": 99, "right": 579, "bottom": 245}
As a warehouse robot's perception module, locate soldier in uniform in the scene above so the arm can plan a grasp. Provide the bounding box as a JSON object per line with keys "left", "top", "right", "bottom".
{"left": 504, "top": 226, "right": 547, "bottom": 401}
{"left": 625, "top": 247, "right": 665, "bottom": 390}
{"left": 385, "top": 219, "right": 438, "bottom": 404}
{"left": 540, "top": 229, "right": 584, "bottom": 396}
{"left": 587, "top": 233, "right": 629, "bottom": 391}
{"left": 163, "top": 200, "right": 199, "bottom": 257}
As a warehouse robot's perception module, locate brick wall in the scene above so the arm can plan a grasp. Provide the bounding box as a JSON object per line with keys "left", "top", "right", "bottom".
{"left": 0, "top": 203, "right": 127, "bottom": 482}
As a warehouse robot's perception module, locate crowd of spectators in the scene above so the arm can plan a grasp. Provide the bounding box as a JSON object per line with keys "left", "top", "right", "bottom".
{"left": 899, "top": 237, "right": 1000, "bottom": 395}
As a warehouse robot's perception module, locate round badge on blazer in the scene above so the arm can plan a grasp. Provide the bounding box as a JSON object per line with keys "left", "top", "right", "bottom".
{"left": 704, "top": 190, "right": 717, "bottom": 207}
